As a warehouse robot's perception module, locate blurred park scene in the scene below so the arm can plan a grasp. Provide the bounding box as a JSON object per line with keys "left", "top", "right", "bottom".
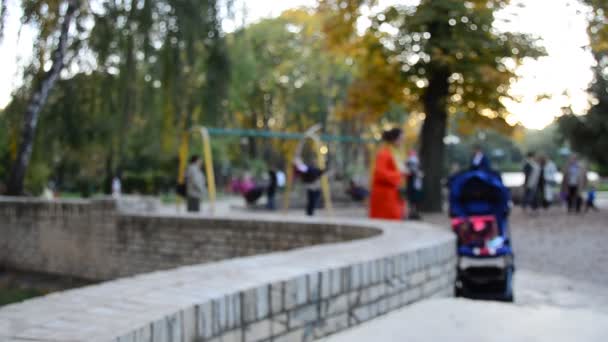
{"left": 1, "top": 0, "right": 607, "bottom": 201}
{"left": 1, "top": 0, "right": 608, "bottom": 340}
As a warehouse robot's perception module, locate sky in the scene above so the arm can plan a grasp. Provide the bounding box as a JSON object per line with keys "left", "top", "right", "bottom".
{"left": 0, "top": 0, "right": 595, "bottom": 130}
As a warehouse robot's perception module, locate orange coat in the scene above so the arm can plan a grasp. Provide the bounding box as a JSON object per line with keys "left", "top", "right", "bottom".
{"left": 369, "top": 147, "right": 406, "bottom": 220}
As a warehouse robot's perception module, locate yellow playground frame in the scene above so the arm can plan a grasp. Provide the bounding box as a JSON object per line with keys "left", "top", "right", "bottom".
{"left": 176, "top": 124, "right": 385, "bottom": 215}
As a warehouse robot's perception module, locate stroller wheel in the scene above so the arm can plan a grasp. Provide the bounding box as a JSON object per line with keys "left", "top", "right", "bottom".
{"left": 502, "top": 266, "right": 514, "bottom": 303}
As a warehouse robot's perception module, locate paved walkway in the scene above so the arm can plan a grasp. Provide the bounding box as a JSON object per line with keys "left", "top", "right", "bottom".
{"left": 320, "top": 297, "right": 608, "bottom": 342}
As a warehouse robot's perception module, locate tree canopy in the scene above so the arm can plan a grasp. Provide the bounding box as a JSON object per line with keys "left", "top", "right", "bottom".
{"left": 558, "top": 0, "right": 608, "bottom": 171}
{"left": 321, "top": 0, "right": 544, "bottom": 210}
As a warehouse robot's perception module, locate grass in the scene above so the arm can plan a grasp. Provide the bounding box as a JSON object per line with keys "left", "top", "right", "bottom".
{"left": 597, "top": 182, "right": 608, "bottom": 192}
{"left": 0, "top": 288, "right": 44, "bottom": 306}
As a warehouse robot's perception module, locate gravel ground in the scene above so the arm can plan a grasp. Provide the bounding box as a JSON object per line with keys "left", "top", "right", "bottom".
{"left": 423, "top": 196, "right": 608, "bottom": 287}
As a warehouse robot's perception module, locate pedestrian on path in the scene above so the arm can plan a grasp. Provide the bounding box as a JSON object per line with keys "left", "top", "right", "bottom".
{"left": 539, "top": 155, "right": 558, "bottom": 208}
{"left": 266, "top": 167, "right": 278, "bottom": 210}
{"left": 561, "top": 155, "right": 587, "bottom": 213}
{"left": 585, "top": 186, "right": 598, "bottom": 212}
{"left": 470, "top": 145, "right": 491, "bottom": 171}
{"left": 406, "top": 150, "right": 424, "bottom": 220}
{"left": 186, "top": 155, "right": 206, "bottom": 213}
{"left": 522, "top": 152, "right": 541, "bottom": 212}
{"left": 369, "top": 128, "right": 407, "bottom": 220}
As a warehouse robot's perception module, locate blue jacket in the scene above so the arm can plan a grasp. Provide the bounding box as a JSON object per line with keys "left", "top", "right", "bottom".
{"left": 470, "top": 153, "right": 491, "bottom": 171}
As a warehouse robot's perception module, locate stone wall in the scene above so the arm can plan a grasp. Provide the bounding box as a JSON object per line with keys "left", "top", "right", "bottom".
{"left": 0, "top": 198, "right": 117, "bottom": 280}
{"left": 123, "top": 248, "right": 455, "bottom": 342}
{"left": 0, "top": 198, "right": 378, "bottom": 281}
{"left": 0, "top": 197, "right": 456, "bottom": 341}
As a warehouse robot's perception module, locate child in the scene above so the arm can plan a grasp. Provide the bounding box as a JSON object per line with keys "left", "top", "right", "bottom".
{"left": 294, "top": 158, "right": 326, "bottom": 216}
{"left": 585, "top": 186, "right": 598, "bottom": 212}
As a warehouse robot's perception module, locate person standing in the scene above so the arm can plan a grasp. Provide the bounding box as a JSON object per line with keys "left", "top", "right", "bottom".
{"left": 266, "top": 167, "right": 278, "bottom": 210}
{"left": 406, "top": 150, "right": 424, "bottom": 220}
{"left": 369, "top": 128, "right": 406, "bottom": 220}
{"left": 561, "top": 155, "right": 588, "bottom": 213}
{"left": 186, "top": 155, "right": 206, "bottom": 213}
{"left": 294, "top": 159, "right": 325, "bottom": 216}
{"left": 522, "top": 152, "right": 540, "bottom": 212}
{"left": 539, "top": 155, "right": 558, "bottom": 208}
{"left": 585, "top": 186, "right": 598, "bottom": 212}
{"left": 470, "top": 145, "right": 491, "bottom": 171}
{"left": 111, "top": 175, "right": 122, "bottom": 198}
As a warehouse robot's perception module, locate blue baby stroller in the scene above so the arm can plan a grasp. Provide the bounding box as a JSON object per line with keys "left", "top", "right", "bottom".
{"left": 449, "top": 169, "right": 514, "bottom": 302}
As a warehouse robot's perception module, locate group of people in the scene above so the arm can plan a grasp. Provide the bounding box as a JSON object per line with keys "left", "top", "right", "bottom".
{"left": 522, "top": 152, "right": 597, "bottom": 213}
{"left": 522, "top": 152, "right": 559, "bottom": 212}
{"left": 184, "top": 130, "right": 600, "bottom": 217}
{"left": 229, "top": 168, "right": 286, "bottom": 210}
{"left": 185, "top": 155, "right": 288, "bottom": 213}
{"left": 523, "top": 153, "right": 597, "bottom": 213}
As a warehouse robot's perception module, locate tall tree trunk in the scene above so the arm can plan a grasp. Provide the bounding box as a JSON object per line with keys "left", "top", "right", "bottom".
{"left": 0, "top": 0, "right": 7, "bottom": 42}
{"left": 6, "top": 0, "right": 79, "bottom": 195}
{"left": 419, "top": 67, "right": 450, "bottom": 212}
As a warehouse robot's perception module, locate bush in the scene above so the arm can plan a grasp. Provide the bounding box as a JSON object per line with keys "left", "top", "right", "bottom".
{"left": 121, "top": 171, "right": 173, "bottom": 195}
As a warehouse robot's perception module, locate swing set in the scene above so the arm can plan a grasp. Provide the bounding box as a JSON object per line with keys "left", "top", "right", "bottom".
{"left": 176, "top": 125, "right": 378, "bottom": 215}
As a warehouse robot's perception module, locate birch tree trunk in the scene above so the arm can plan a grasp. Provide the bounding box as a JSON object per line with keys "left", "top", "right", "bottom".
{"left": 6, "top": 0, "right": 79, "bottom": 195}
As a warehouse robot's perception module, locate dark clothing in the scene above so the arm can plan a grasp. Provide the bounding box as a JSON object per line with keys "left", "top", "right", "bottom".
{"left": 187, "top": 197, "right": 200, "bottom": 212}
{"left": 523, "top": 161, "right": 532, "bottom": 187}
{"left": 245, "top": 187, "right": 265, "bottom": 204}
{"left": 347, "top": 184, "right": 369, "bottom": 202}
{"left": 267, "top": 171, "right": 278, "bottom": 196}
{"left": 537, "top": 165, "right": 548, "bottom": 209}
{"left": 470, "top": 153, "right": 491, "bottom": 171}
{"left": 299, "top": 166, "right": 325, "bottom": 184}
{"left": 585, "top": 191, "right": 598, "bottom": 212}
{"left": 567, "top": 186, "right": 582, "bottom": 213}
{"left": 406, "top": 174, "right": 423, "bottom": 204}
{"left": 306, "top": 189, "right": 322, "bottom": 216}
{"left": 524, "top": 188, "right": 538, "bottom": 210}
{"left": 267, "top": 171, "right": 278, "bottom": 210}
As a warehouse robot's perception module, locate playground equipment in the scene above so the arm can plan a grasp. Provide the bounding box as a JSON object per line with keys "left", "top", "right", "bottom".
{"left": 177, "top": 125, "right": 377, "bottom": 214}
{"left": 177, "top": 127, "right": 217, "bottom": 213}
{"left": 283, "top": 124, "right": 332, "bottom": 215}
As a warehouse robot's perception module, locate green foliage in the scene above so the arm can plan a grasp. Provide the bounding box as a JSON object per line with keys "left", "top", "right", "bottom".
{"left": 0, "top": 287, "right": 44, "bottom": 307}
{"left": 378, "top": 0, "right": 544, "bottom": 128}
{"left": 2, "top": 0, "right": 231, "bottom": 195}
{"left": 0, "top": 110, "right": 8, "bottom": 182}
{"left": 558, "top": 0, "right": 608, "bottom": 170}
{"left": 520, "top": 124, "right": 569, "bottom": 165}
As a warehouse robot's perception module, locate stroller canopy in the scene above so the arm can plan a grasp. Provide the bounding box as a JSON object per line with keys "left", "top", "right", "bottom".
{"left": 449, "top": 169, "right": 510, "bottom": 236}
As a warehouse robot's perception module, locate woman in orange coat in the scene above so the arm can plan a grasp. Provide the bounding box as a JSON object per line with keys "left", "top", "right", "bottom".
{"left": 369, "top": 128, "right": 407, "bottom": 220}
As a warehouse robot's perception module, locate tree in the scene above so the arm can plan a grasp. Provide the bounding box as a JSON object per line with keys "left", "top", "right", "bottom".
{"left": 322, "top": 0, "right": 544, "bottom": 211}
{"left": 558, "top": 0, "right": 608, "bottom": 172}
{"left": 2, "top": 0, "right": 231, "bottom": 195}
{"left": 226, "top": 10, "right": 354, "bottom": 161}
{"left": 6, "top": 0, "right": 81, "bottom": 195}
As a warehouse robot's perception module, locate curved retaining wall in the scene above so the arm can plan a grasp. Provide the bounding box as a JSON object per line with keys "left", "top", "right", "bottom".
{"left": 0, "top": 198, "right": 456, "bottom": 342}
{"left": 0, "top": 198, "right": 378, "bottom": 280}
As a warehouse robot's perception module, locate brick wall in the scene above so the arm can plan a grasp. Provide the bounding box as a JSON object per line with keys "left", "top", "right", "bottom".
{"left": 0, "top": 197, "right": 379, "bottom": 281}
